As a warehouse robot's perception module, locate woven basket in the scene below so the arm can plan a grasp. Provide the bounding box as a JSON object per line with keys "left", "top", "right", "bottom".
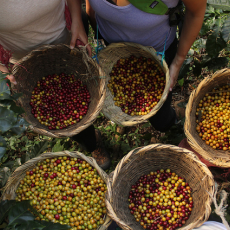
{"left": 12, "top": 44, "right": 106, "bottom": 138}
{"left": 185, "top": 68, "right": 230, "bottom": 168}
{"left": 105, "top": 144, "right": 214, "bottom": 230}
{"left": 98, "top": 42, "right": 170, "bottom": 126}
{"left": 1, "top": 151, "right": 112, "bottom": 230}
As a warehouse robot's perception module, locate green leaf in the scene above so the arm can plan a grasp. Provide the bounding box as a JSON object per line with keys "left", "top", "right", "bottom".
{"left": 0, "top": 71, "right": 8, "bottom": 80}
{"left": 207, "top": 0, "right": 230, "bottom": 11}
{"left": 213, "top": 17, "right": 223, "bottom": 33}
{"left": 206, "top": 17, "right": 216, "bottom": 29}
{"left": 178, "top": 78, "right": 184, "bottom": 87}
{"left": 0, "top": 200, "right": 17, "bottom": 224}
{"left": 187, "top": 49, "right": 194, "bottom": 56}
{"left": 0, "top": 79, "right": 10, "bottom": 95}
{"left": 1, "top": 160, "right": 17, "bottom": 169}
{"left": 0, "top": 99, "right": 13, "bottom": 106}
{"left": 141, "top": 122, "right": 151, "bottom": 128}
{"left": 206, "top": 5, "right": 215, "bottom": 14}
{"left": 192, "top": 60, "right": 202, "bottom": 77}
{"left": 30, "top": 141, "right": 48, "bottom": 158}
{"left": 105, "top": 126, "right": 111, "bottom": 131}
{"left": 120, "top": 142, "right": 131, "bottom": 153}
{"left": 10, "top": 101, "right": 25, "bottom": 115}
{"left": 39, "top": 221, "right": 71, "bottom": 230}
{"left": 21, "top": 152, "right": 32, "bottom": 164}
{"left": 205, "top": 57, "right": 229, "bottom": 70}
{"left": 142, "top": 133, "right": 152, "bottom": 141}
{"left": 200, "top": 23, "right": 211, "bottom": 36}
{"left": 192, "top": 38, "right": 207, "bottom": 52}
{"left": 0, "top": 136, "right": 6, "bottom": 160}
{"left": 68, "top": 145, "right": 76, "bottom": 152}
{"left": 178, "top": 63, "right": 190, "bottom": 80}
{"left": 0, "top": 107, "right": 17, "bottom": 132}
{"left": 12, "top": 93, "right": 23, "bottom": 101}
{"left": 111, "top": 124, "right": 116, "bottom": 133}
{"left": 222, "top": 15, "right": 230, "bottom": 42}
{"left": 52, "top": 139, "right": 64, "bottom": 152}
{"left": 8, "top": 201, "right": 35, "bottom": 226}
{"left": 202, "top": 55, "right": 212, "bottom": 63}
{"left": 14, "top": 220, "right": 44, "bottom": 230}
{"left": 10, "top": 118, "right": 28, "bottom": 135}
{"left": 0, "top": 92, "right": 14, "bottom": 101}
{"left": 0, "top": 146, "right": 6, "bottom": 159}
{"left": 206, "top": 32, "right": 227, "bottom": 58}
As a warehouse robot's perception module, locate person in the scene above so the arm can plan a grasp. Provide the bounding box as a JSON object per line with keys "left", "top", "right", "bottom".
{"left": 0, "top": 0, "right": 91, "bottom": 80}
{"left": 0, "top": 0, "right": 111, "bottom": 170}
{"left": 85, "top": 0, "right": 207, "bottom": 132}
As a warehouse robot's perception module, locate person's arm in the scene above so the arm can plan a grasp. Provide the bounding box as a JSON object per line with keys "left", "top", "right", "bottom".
{"left": 85, "top": 0, "right": 97, "bottom": 32}
{"left": 169, "top": 0, "right": 207, "bottom": 91}
{"left": 66, "top": 0, "right": 92, "bottom": 56}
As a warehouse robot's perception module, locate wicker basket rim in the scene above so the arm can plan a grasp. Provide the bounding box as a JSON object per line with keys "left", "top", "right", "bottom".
{"left": 11, "top": 44, "right": 106, "bottom": 138}
{"left": 184, "top": 68, "right": 230, "bottom": 167}
{"left": 105, "top": 144, "right": 215, "bottom": 230}
{"left": 98, "top": 42, "right": 170, "bottom": 126}
{"left": 110, "top": 144, "right": 214, "bottom": 185}
{"left": 1, "top": 150, "right": 112, "bottom": 230}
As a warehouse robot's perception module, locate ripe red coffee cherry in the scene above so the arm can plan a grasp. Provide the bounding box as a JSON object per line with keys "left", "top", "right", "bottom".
{"left": 30, "top": 73, "right": 91, "bottom": 130}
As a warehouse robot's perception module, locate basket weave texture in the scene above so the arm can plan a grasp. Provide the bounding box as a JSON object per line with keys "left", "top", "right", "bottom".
{"left": 98, "top": 42, "right": 170, "bottom": 126}
{"left": 105, "top": 144, "right": 214, "bottom": 230}
{"left": 185, "top": 68, "right": 230, "bottom": 167}
{"left": 12, "top": 44, "right": 106, "bottom": 138}
{"left": 1, "top": 151, "right": 112, "bottom": 230}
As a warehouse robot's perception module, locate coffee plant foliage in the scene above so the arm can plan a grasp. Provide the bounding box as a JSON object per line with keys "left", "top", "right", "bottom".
{"left": 0, "top": 72, "right": 28, "bottom": 159}
{"left": 178, "top": 3, "right": 230, "bottom": 86}
{"left": 0, "top": 200, "right": 71, "bottom": 230}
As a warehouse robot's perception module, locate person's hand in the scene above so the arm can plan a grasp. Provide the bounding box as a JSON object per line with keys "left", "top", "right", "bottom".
{"left": 0, "top": 64, "right": 17, "bottom": 85}
{"left": 70, "top": 22, "right": 92, "bottom": 56}
{"left": 7, "top": 74, "right": 17, "bottom": 85}
{"left": 169, "top": 54, "right": 185, "bottom": 91}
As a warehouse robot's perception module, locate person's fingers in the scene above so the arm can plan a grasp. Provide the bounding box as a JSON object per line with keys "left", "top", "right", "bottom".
{"left": 70, "top": 34, "right": 78, "bottom": 49}
{"left": 86, "top": 44, "right": 92, "bottom": 57}
{"left": 76, "top": 39, "right": 92, "bottom": 57}
{"left": 169, "top": 64, "right": 179, "bottom": 92}
{"left": 7, "top": 74, "right": 17, "bottom": 85}
{"left": 169, "top": 77, "right": 175, "bottom": 92}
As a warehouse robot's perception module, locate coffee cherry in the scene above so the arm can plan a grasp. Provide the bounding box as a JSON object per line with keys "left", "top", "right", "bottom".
{"left": 196, "top": 85, "right": 230, "bottom": 150}
{"left": 129, "top": 169, "right": 193, "bottom": 230}
{"left": 15, "top": 157, "right": 107, "bottom": 230}
{"left": 30, "top": 73, "right": 91, "bottom": 130}
{"left": 108, "top": 56, "right": 165, "bottom": 116}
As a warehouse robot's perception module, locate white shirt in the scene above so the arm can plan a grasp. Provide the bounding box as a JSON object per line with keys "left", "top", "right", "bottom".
{"left": 0, "top": 0, "right": 68, "bottom": 60}
{"left": 195, "top": 221, "right": 227, "bottom": 230}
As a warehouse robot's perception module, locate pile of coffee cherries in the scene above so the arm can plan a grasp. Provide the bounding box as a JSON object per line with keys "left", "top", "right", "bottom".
{"left": 15, "top": 156, "right": 107, "bottom": 230}
{"left": 196, "top": 85, "right": 230, "bottom": 150}
{"left": 30, "top": 73, "right": 90, "bottom": 130}
{"left": 108, "top": 55, "right": 165, "bottom": 116}
{"left": 128, "top": 169, "right": 193, "bottom": 230}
